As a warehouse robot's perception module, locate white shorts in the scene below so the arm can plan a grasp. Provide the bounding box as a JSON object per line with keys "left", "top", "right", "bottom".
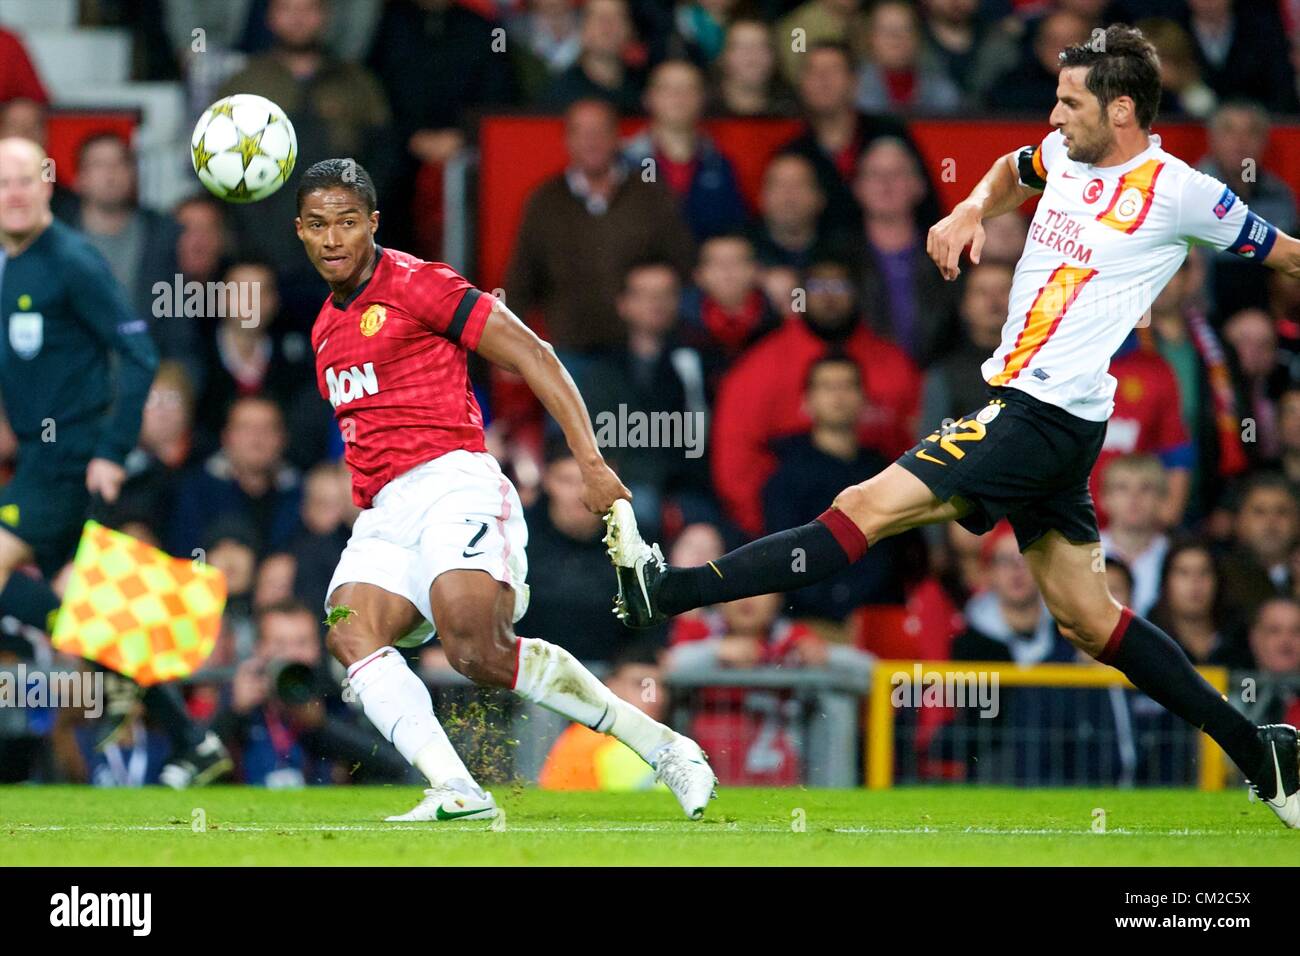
{"left": 325, "top": 450, "right": 530, "bottom": 648}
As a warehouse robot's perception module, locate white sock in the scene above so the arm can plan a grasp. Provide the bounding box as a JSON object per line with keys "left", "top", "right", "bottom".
{"left": 512, "top": 637, "right": 676, "bottom": 763}
{"left": 345, "top": 647, "right": 475, "bottom": 789}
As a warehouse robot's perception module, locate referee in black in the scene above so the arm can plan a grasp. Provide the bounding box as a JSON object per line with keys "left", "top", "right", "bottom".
{"left": 0, "top": 136, "right": 229, "bottom": 786}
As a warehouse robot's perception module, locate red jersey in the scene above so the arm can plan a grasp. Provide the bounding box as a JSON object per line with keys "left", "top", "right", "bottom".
{"left": 312, "top": 247, "right": 497, "bottom": 507}
{"left": 709, "top": 320, "right": 921, "bottom": 535}
{"left": 1089, "top": 346, "right": 1191, "bottom": 526}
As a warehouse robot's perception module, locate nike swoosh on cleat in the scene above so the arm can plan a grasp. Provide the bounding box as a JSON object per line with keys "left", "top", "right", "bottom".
{"left": 435, "top": 806, "right": 488, "bottom": 820}
{"left": 636, "top": 562, "right": 653, "bottom": 615}
{"left": 1266, "top": 743, "right": 1289, "bottom": 808}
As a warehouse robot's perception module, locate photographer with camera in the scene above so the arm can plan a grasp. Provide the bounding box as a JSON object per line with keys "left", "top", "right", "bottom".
{"left": 214, "top": 599, "right": 412, "bottom": 786}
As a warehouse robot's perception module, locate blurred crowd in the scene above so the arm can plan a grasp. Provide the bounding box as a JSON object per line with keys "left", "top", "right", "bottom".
{"left": 2, "top": 0, "right": 1300, "bottom": 788}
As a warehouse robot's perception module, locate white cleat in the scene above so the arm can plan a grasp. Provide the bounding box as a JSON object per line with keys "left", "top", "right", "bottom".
{"left": 385, "top": 782, "right": 498, "bottom": 823}
{"left": 603, "top": 499, "right": 668, "bottom": 629}
{"left": 653, "top": 735, "right": 718, "bottom": 821}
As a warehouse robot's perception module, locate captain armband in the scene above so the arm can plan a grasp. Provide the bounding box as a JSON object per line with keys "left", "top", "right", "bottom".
{"left": 1226, "top": 211, "right": 1278, "bottom": 261}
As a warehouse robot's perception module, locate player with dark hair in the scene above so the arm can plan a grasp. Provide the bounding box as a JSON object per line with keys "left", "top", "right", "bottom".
{"left": 607, "top": 24, "right": 1300, "bottom": 827}
{"left": 295, "top": 158, "right": 716, "bottom": 821}
{"left": 0, "top": 136, "right": 230, "bottom": 786}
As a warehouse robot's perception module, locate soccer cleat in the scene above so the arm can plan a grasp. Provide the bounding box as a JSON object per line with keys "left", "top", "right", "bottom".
{"left": 384, "top": 781, "right": 498, "bottom": 822}
{"left": 603, "top": 499, "right": 668, "bottom": 629}
{"left": 1251, "top": 724, "right": 1300, "bottom": 829}
{"left": 653, "top": 735, "right": 718, "bottom": 821}
{"left": 159, "top": 731, "right": 233, "bottom": 789}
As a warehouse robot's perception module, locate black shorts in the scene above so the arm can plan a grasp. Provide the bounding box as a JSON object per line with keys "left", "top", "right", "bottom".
{"left": 896, "top": 386, "right": 1107, "bottom": 551}
{"left": 0, "top": 447, "right": 91, "bottom": 578}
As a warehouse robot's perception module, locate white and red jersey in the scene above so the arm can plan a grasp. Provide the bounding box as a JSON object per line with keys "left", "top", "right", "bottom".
{"left": 311, "top": 246, "right": 498, "bottom": 507}
{"left": 983, "top": 129, "right": 1275, "bottom": 421}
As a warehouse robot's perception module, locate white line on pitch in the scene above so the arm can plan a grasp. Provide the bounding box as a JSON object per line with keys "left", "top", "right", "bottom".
{"left": 7, "top": 824, "right": 1261, "bottom": 836}
{"left": 831, "top": 826, "right": 1249, "bottom": 836}
{"left": 8, "top": 824, "right": 758, "bottom": 833}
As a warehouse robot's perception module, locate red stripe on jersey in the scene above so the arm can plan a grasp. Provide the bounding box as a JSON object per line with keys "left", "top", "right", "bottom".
{"left": 989, "top": 265, "right": 1097, "bottom": 386}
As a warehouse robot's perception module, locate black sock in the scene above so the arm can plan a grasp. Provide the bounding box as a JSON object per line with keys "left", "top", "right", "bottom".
{"left": 0, "top": 571, "right": 60, "bottom": 633}
{"left": 658, "top": 508, "right": 868, "bottom": 616}
{"left": 142, "top": 684, "right": 205, "bottom": 753}
{"left": 1100, "top": 608, "right": 1263, "bottom": 780}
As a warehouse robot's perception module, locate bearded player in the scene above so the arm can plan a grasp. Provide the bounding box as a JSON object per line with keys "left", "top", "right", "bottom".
{"left": 607, "top": 25, "right": 1300, "bottom": 827}
{"left": 295, "top": 159, "right": 716, "bottom": 822}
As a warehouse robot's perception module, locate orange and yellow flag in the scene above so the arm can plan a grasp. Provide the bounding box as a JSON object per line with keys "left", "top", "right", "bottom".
{"left": 51, "top": 521, "right": 226, "bottom": 686}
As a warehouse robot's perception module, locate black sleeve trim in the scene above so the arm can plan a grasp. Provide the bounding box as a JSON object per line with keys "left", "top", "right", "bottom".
{"left": 1016, "top": 145, "right": 1046, "bottom": 190}
{"left": 446, "top": 287, "right": 482, "bottom": 343}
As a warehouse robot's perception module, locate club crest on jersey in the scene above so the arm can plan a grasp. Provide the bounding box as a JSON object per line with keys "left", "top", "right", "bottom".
{"left": 976, "top": 400, "right": 1005, "bottom": 425}
{"left": 326, "top": 362, "right": 378, "bottom": 407}
{"left": 359, "top": 304, "right": 386, "bottom": 337}
{"left": 1112, "top": 186, "right": 1144, "bottom": 222}
{"left": 8, "top": 312, "right": 43, "bottom": 359}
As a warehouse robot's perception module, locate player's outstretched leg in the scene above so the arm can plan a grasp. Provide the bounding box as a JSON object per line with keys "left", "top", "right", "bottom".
{"left": 328, "top": 583, "right": 496, "bottom": 822}
{"left": 431, "top": 570, "right": 718, "bottom": 820}
{"left": 1026, "top": 531, "right": 1299, "bottom": 828}
{"left": 606, "top": 465, "right": 964, "bottom": 627}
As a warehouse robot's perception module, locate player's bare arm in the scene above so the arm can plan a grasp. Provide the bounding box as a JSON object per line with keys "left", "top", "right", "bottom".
{"left": 927, "top": 150, "right": 1040, "bottom": 281}
{"left": 1263, "top": 228, "right": 1300, "bottom": 278}
{"left": 473, "top": 301, "right": 631, "bottom": 515}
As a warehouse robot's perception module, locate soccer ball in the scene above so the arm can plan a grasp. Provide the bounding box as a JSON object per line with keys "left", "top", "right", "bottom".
{"left": 190, "top": 94, "right": 297, "bottom": 203}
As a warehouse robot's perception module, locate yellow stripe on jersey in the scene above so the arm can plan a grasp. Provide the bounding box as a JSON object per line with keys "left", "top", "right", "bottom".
{"left": 1094, "top": 159, "right": 1165, "bottom": 234}
{"left": 989, "top": 265, "right": 1098, "bottom": 386}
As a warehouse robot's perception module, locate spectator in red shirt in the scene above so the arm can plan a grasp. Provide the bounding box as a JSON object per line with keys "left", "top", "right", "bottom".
{"left": 0, "top": 29, "right": 49, "bottom": 106}
{"left": 679, "top": 233, "right": 780, "bottom": 378}
{"left": 1091, "top": 331, "right": 1192, "bottom": 529}
{"left": 710, "top": 256, "right": 920, "bottom": 535}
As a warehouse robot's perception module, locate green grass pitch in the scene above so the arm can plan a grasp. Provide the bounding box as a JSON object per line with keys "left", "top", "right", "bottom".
{"left": 3, "top": 785, "right": 1293, "bottom": 865}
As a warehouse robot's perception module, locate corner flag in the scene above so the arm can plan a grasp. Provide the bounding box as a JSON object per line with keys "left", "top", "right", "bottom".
{"left": 50, "top": 521, "right": 226, "bottom": 685}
